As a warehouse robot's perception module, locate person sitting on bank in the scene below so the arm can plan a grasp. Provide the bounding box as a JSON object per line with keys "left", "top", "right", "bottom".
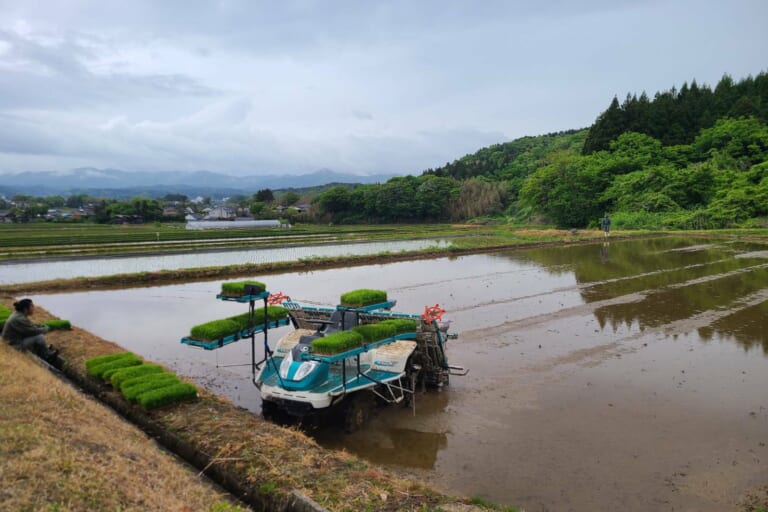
{"left": 2, "top": 299, "right": 58, "bottom": 361}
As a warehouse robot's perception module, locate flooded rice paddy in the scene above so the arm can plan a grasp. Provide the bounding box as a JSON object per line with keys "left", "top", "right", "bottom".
{"left": 0, "top": 238, "right": 449, "bottom": 285}
{"left": 33, "top": 236, "right": 768, "bottom": 511}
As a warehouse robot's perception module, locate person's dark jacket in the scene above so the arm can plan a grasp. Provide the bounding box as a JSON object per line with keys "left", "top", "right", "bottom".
{"left": 1, "top": 311, "right": 48, "bottom": 344}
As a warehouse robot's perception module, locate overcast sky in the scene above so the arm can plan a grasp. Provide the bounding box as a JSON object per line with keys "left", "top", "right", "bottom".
{"left": 0, "top": 0, "right": 765, "bottom": 177}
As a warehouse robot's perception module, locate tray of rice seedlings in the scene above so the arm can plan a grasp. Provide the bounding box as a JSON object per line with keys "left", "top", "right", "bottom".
{"left": 0, "top": 305, "right": 11, "bottom": 329}
{"left": 86, "top": 352, "right": 132, "bottom": 371}
{"left": 109, "top": 364, "right": 165, "bottom": 389}
{"left": 189, "top": 318, "right": 242, "bottom": 342}
{"left": 353, "top": 322, "right": 397, "bottom": 343}
{"left": 228, "top": 305, "right": 290, "bottom": 330}
{"left": 121, "top": 373, "right": 182, "bottom": 403}
{"left": 218, "top": 280, "right": 267, "bottom": 300}
{"left": 311, "top": 330, "right": 364, "bottom": 355}
{"left": 86, "top": 352, "right": 143, "bottom": 379}
{"left": 377, "top": 318, "right": 419, "bottom": 334}
{"left": 42, "top": 319, "right": 71, "bottom": 331}
{"left": 137, "top": 382, "right": 198, "bottom": 409}
{"left": 183, "top": 306, "right": 292, "bottom": 349}
{"left": 339, "top": 289, "right": 388, "bottom": 308}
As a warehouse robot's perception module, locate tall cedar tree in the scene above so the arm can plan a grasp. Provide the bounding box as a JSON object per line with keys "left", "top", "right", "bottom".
{"left": 583, "top": 72, "right": 768, "bottom": 154}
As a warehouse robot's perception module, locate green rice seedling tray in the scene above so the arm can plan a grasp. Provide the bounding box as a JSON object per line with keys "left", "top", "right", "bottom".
{"left": 87, "top": 353, "right": 143, "bottom": 379}
{"left": 0, "top": 305, "right": 11, "bottom": 329}
{"left": 217, "top": 280, "right": 268, "bottom": 301}
{"left": 180, "top": 317, "right": 291, "bottom": 350}
{"left": 86, "top": 352, "right": 133, "bottom": 371}
{"left": 110, "top": 364, "right": 164, "bottom": 389}
{"left": 339, "top": 289, "right": 387, "bottom": 308}
{"left": 43, "top": 319, "right": 71, "bottom": 331}
{"left": 353, "top": 322, "right": 397, "bottom": 342}
{"left": 377, "top": 318, "right": 419, "bottom": 333}
{"left": 310, "top": 330, "right": 364, "bottom": 355}
{"left": 122, "top": 373, "right": 181, "bottom": 403}
{"left": 216, "top": 291, "right": 270, "bottom": 302}
{"left": 138, "top": 382, "right": 197, "bottom": 409}
{"left": 307, "top": 333, "right": 417, "bottom": 363}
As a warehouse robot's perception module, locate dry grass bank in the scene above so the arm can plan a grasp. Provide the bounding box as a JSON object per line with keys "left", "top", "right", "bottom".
{"left": 0, "top": 342, "right": 248, "bottom": 512}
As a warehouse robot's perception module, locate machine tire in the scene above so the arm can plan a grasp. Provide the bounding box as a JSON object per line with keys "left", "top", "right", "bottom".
{"left": 343, "top": 392, "right": 375, "bottom": 433}
{"left": 261, "top": 399, "right": 280, "bottom": 422}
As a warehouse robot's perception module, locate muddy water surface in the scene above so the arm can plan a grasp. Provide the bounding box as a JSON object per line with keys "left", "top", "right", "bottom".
{"left": 34, "top": 237, "right": 768, "bottom": 511}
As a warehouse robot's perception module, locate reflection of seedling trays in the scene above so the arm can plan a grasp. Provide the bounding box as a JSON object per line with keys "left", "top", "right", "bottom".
{"left": 216, "top": 280, "right": 269, "bottom": 302}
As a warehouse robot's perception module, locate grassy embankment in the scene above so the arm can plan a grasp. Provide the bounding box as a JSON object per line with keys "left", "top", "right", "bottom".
{"left": 0, "top": 298, "right": 513, "bottom": 511}
{"left": 0, "top": 341, "right": 248, "bottom": 512}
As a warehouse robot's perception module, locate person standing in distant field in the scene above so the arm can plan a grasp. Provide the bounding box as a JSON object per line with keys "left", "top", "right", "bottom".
{"left": 2, "top": 299, "right": 58, "bottom": 361}
{"left": 601, "top": 214, "right": 612, "bottom": 237}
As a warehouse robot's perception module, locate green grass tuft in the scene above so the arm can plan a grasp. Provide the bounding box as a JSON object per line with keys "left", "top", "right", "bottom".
{"left": 110, "top": 364, "right": 164, "bottom": 389}
{"left": 339, "top": 289, "right": 387, "bottom": 307}
{"left": 469, "top": 496, "right": 519, "bottom": 511}
{"left": 311, "top": 331, "right": 364, "bottom": 354}
{"left": 138, "top": 382, "right": 198, "bottom": 409}
{"left": 122, "top": 373, "right": 181, "bottom": 402}
{"left": 220, "top": 280, "right": 266, "bottom": 296}
{"left": 353, "top": 323, "right": 396, "bottom": 342}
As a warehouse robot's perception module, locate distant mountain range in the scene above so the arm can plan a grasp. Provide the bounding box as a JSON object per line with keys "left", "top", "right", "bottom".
{"left": 0, "top": 168, "right": 398, "bottom": 198}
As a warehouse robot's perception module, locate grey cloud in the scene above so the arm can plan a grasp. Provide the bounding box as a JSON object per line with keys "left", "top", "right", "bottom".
{"left": 352, "top": 111, "right": 374, "bottom": 121}
{"left": 0, "top": 29, "right": 218, "bottom": 111}
{"left": 0, "top": 0, "right": 765, "bottom": 175}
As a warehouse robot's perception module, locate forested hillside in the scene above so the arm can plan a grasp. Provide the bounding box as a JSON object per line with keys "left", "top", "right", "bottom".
{"left": 313, "top": 71, "right": 768, "bottom": 229}
{"left": 583, "top": 72, "right": 768, "bottom": 153}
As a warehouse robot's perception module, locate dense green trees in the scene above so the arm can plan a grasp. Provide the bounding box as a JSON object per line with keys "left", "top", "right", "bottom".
{"left": 309, "top": 105, "right": 768, "bottom": 228}
{"left": 253, "top": 189, "right": 274, "bottom": 203}
{"left": 517, "top": 115, "right": 768, "bottom": 228}
{"left": 583, "top": 72, "right": 768, "bottom": 153}
{"left": 106, "top": 197, "right": 163, "bottom": 222}
{"left": 312, "top": 176, "right": 460, "bottom": 223}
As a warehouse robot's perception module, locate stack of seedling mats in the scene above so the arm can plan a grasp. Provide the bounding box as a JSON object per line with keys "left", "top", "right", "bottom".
{"left": 85, "top": 352, "right": 197, "bottom": 409}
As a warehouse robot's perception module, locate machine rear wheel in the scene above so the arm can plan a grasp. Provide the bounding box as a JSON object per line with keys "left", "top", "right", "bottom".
{"left": 343, "top": 392, "right": 375, "bottom": 433}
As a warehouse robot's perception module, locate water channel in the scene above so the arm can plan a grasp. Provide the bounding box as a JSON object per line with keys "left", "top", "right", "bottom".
{"left": 30, "top": 236, "right": 768, "bottom": 511}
